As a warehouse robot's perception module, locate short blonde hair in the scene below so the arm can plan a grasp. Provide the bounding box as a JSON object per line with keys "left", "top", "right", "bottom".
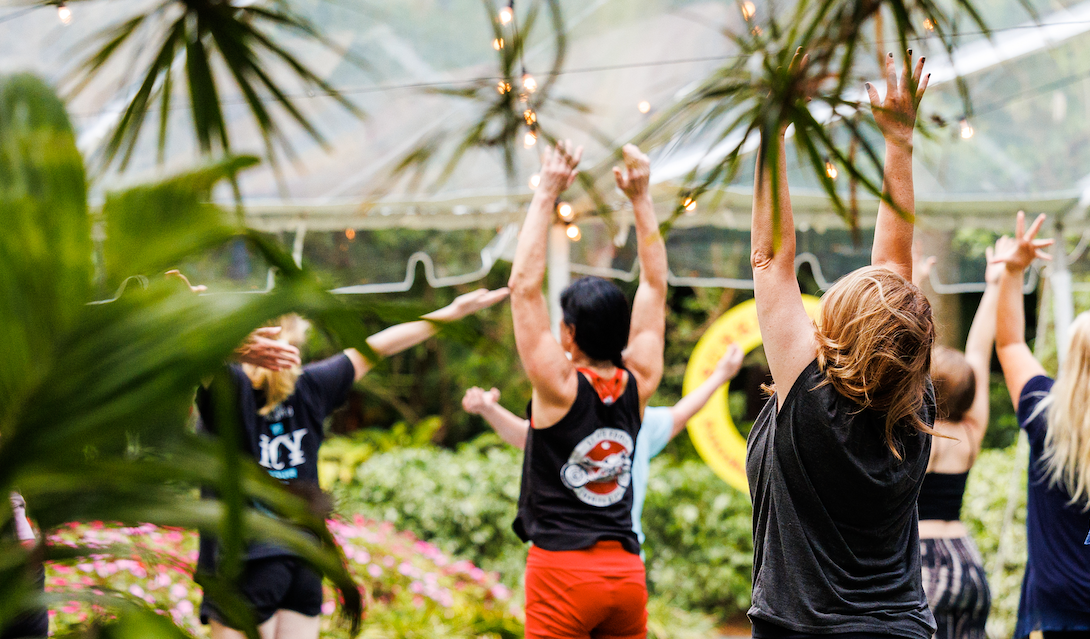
{"left": 1043, "top": 312, "right": 1090, "bottom": 509}
{"left": 816, "top": 266, "right": 936, "bottom": 459}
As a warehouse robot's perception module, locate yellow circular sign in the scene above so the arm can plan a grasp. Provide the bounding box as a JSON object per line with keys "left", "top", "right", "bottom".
{"left": 681, "top": 295, "right": 821, "bottom": 493}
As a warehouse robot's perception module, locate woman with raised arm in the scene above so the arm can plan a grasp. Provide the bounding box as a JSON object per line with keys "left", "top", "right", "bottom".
{"left": 991, "top": 211, "right": 1090, "bottom": 638}
{"left": 194, "top": 287, "right": 508, "bottom": 639}
{"left": 507, "top": 141, "right": 667, "bottom": 639}
{"left": 913, "top": 243, "right": 1007, "bottom": 639}
{"left": 746, "top": 51, "right": 936, "bottom": 639}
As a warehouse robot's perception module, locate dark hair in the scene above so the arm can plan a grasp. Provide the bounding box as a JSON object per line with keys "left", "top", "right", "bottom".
{"left": 560, "top": 277, "right": 631, "bottom": 367}
{"left": 931, "top": 346, "right": 976, "bottom": 422}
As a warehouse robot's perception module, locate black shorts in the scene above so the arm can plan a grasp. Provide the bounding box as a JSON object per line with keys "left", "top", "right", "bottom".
{"left": 200, "top": 556, "right": 323, "bottom": 627}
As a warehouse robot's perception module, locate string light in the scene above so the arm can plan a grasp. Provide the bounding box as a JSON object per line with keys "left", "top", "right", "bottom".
{"left": 56, "top": 2, "right": 71, "bottom": 24}
{"left": 959, "top": 118, "right": 974, "bottom": 139}
{"left": 522, "top": 74, "right": 537, "bottom": 93}
{"left": 824, "top": 158, "right": 838, "bottom": 179}
{"left": 683, "top": 197, "right": 697, "bottom": 214}
{"left": 565, "top": 224, "right": 582, "bottom": 241}
{"left": 529, "top": 174, "right": 540, "bottom": 189}
{"left": 637, "top": 100, "right": 651, "bottom": 114}
{"left": 741, "top": 1, "right": 756, "bottom": 21}
{"left": 498, "top": 6, "right": 513, "bottom": 24}
{"left": 751, "top": 25, "right": 763, "bottom": 36}
{"left": 497, "top": 80, "right": 511, "bottom": 94}
{"left": 557, "top": 202, "right": 575, "bottom": 222}
{"left": 492, "top": 38, "right": 504, "bottom": 50}
{"left": 345, "top": 228, "right": 356, "bottom": 240}
{"left": 922, "top": 18, "right": 935, "bottom": 32}
{"left": 523, "top": 131, "right": 537, "bottom": 147}
{"left": 523, "top": 109, "right": 537, "bottom": 125}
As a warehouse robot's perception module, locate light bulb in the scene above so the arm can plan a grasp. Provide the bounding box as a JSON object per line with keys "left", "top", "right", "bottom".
{"left": 497, "top": 80, "right": 511, "bottom": 94}
{"left": 345, "top": 228, "right": 356, "bottom": 240}
{"left": 522, "top": 74, "right": 537, "bottom": 93}
{"left": 499, "top": 6, "right": 513, "bottom": 24}
{"left": 683, "top": 197, "right": 697, "bottom": 214}
{"left": 922, "top": 18, "right": 935, "bottom": 32}
{"left": 57, "top": 2, "right": 72, "bottom": 24}
{"left": 637, "top": 100, "right": 651, "bottom": 114}
{"left": 492, "top": 38, "right": 504, "bottom": 50}
{"left": 557, "top": 202, "right": 574, "bottom": 222}
{"left": 529, "top": 174, "right": 540, "bottom": 189}
{"left": 751, "top": 25, "right": 763, "bottom": 36}
{"left": 524, "top": 131, "right": 537, "bottom": 148}
{"left": 566, "top": 224, "right": 582, "bottom": 241}
{"left": 824, "top": 159, "right": 838, "bottom": 179}
{"left": 524, "top": 109, "right": 537, "bottom": 125}
{"left": 741, "top": 1, "right": 756, "bottom": 21}
{"left": 959, "top": 118, "right": 974, "bottom": 139}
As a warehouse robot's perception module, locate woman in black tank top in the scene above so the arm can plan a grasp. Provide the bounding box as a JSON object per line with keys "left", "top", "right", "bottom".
{"left": 913, "top": 245, "right": 1005, "bottom": 638}
{"left": 746, "top": 52, "right": 937, "bottom": 639}
{"left": 507, "top": 141, "right": 667, "bottom": 639}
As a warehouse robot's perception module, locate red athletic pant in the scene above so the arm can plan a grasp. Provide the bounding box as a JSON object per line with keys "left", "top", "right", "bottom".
{"left": 524, "top": 541, "right": 648, "bottom": 639}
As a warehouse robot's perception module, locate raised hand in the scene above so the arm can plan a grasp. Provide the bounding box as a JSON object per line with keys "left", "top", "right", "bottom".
{"left": 990, "top": 211, "right": 1054, "bottom": 272}
{"left": 462, "top": 387, "right": 500, "bottom": 416}
{"left": 984, "top": 238, "right": 1014, "bottom": 285}
{"left": 235, "top": 327, "right": 302, "bottom": 371}
{"left": 714, "top": 344, "right": 745, "bottom": 382}
{"left": 538, "top": 140, "right": 583, "bottom": 196}
{"left": 911, "top": 240, "right": 937, "bottom": 287}
{"left": 612, "top": 144, "right": 651, "bottom": 201}
{"left": 165, "top": 269, "right": 207, "bottom": 293}
{"left": 435, "top": 287, "right": 510, "bottom": 322}
{"left": 867, "top": 51, "right": 929, "bottom": 148}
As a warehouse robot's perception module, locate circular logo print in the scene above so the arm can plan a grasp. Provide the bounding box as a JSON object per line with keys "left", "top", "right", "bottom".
{"left": 560, "top": 428, "right": 634, "bottom": 507}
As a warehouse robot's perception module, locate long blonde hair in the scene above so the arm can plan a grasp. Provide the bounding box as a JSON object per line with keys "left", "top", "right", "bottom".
{"left": 246, "top": 314, "right": 310, "bottom": 416}
{"left": 815, "top": 266, "right": 936, "bottom": 459}
{"left": 1043, "top": 311, "right": 1090, "bottom": 509}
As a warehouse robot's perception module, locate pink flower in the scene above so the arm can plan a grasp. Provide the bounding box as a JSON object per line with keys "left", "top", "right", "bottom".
{"left": 367, "top": 564, "right": 382, "bottom": 578}
{"left": 53, "top": 565, "right": 73, "bottom": 575}
{"left": 61, "top": 601, "right": 80, "bottom": 614}
{"left": 321, "top": 601, "right": 335, "bottom": 616}
{"left": 129, "top": 585, "right": 145, "bottom": 598}
{"left": 176, "top": 600, "right": 193, "bottom": 615}
{"left": 170, "top": 584, "right": 189, "bottom": 599}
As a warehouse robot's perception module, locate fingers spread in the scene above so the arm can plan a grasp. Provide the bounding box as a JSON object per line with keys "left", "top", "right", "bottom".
{"left": 884, "top": 52, "right": 897, "bottom": 94}
{"left": 1026, "top": 213, "right": 1047, "bottom": 239}
{"left": 865, "top": 82, "right": 880, "bottom": 108}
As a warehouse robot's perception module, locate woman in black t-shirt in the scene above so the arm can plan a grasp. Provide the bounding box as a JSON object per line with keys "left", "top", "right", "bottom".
{"left": 507, "top": 141, "right": 667, "bottom": 639}
{"left": 196, "top": 288, "right": 508, "bottom": 639}
{"left": 746, "top": 52, "right": 937, "bottom": 639}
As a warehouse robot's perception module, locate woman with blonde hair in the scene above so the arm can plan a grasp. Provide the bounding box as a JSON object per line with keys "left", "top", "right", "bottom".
{"left": 992, "top": 211, "right": 1090, "bottom": 638}
{"left": 912, "top": 243, "right": 1006, "bottom": 639}
{"left": 746, "top": 51, "right": 936, "bottom": 638}
{"left": 195, "top": 287, "right": 508, "bottom": 639}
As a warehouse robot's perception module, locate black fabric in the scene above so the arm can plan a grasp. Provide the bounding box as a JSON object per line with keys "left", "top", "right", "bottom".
{"left": 751, "top": 619, "right": 912, "bottom": 639}
{"left": 918, "top": 472, "right": 969, "bottom": 522}
{"left": 514, "top": 370, "right": 642, "bottom": 555}
{"left": 746, "top": 359, "right": 936, "bottom": 638}
{"left": 199, "top": 556, "right": 323, "bottom": 626}
{"left": 196, "top": 352, "right": 354, "bottom": 564}
{"left": 0, "top": 564, "right": 47, "bottom": 639}
{"left": 921, "top": 537, "right": 991, "bottom": 639}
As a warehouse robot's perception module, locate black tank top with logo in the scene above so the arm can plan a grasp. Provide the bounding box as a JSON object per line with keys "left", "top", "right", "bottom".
{"left": 513, "top": 368, "right": 642, "bottom": 555}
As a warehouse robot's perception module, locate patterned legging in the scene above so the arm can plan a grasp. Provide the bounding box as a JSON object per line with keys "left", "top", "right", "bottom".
{"left": 921, "top": 536, "right": 992, "bottom": 639}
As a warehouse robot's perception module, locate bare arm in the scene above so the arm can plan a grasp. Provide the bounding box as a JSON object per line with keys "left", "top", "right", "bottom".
{"left": 961, "top": 247, "right": 1002, "bottom": 445}
{"left": 462, "top": 387, "right": 529, "bottom": 450}
{"left": 615, "top": 145, "right": 668, "bottom": 407}
{"left": 993, "top": 213, "right": 1053, "bottom": 409}
{"left": 669, "top": 344, "right": 743, "bottom": 437}
{"left": 751, "top": 125, "right": 817, "bottom": 406}
{"left": 508, "top": 142, "right": 583, "bottom": 426}
{"left": 346, "top": 288, "right": 509, "bottom": 382}
{"left": 868, "top": 53, "right": 929, "bottom": 279}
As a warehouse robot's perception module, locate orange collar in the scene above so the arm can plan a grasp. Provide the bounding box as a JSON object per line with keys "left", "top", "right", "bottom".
{"left": 577, "top": 367, "right": 627, "bottom": 404}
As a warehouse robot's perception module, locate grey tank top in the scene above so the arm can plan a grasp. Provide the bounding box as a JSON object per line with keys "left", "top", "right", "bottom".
{"left": 745, "top": 359, "right": 936, "bottom": 638}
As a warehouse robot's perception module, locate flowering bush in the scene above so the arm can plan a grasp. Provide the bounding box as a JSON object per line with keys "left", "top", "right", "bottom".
{"left": 45, "top": 517, "right": 521, "bottom": 638}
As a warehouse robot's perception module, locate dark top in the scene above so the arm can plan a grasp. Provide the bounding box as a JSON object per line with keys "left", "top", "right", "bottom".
{"left": 195, "top": 353, "right": 355, "bottom": 563}
{"left": 513, "top": 370, "right": 642, "bottom": 555}
{"left": 917, "top": 471, "right": 969, "bottom": 522}
{"left": 746, "top": 359, "right": 936, "bottom": 638}
{"left": 1013, "top": 375, "right": 1090, "bottom": 637}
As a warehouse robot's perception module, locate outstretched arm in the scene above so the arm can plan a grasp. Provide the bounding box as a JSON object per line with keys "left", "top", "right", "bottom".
{"left": 961, "top": 245, "right": 1003, "bottom": 445}
{"left": 463, "top": 387, "right": 529, "bottom": 450}
{"left": 669, "top": 344, "right": 743, "bottom": 437}
{"left": 869, "top": 52, "right": 929, "bottom": 280}
{"left": 345, "top": 288, "right": 509, "bottom": 382}
{"left": 615, "top": 144, "right": 668, "bottom": 407}
{"left": 508, "top": 141, "right": 583, "bottom": 425}
{"left": 993, "top": 212, "right": 1053, "bottom": 409}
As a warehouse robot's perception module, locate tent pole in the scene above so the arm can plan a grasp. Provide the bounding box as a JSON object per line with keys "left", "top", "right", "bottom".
{"left": 1051, "top": 214, "right": 1074, "bottom": 365}
{"left": 548, "top": 222, "right": 571, "bottom": 340}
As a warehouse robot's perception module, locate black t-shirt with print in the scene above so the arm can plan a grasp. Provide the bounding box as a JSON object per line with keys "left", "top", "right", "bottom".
{"left": 196, "top": 353, "right": 355, "bottom": 562}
